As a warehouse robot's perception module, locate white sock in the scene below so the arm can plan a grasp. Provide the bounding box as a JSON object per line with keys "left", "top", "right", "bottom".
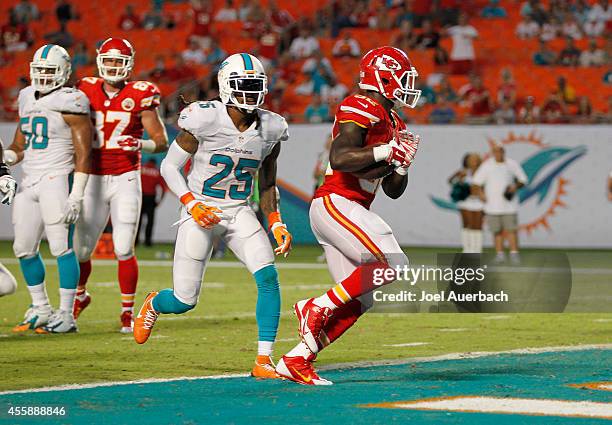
{"left": 313, "top": 294, "right": 339, "bottom": 310}
{"left": 286, "top": 341, "right": 313, "bottom": 359}
{"left": 258, "top": 341, "right": 274, "bottom": 356}
{"left": 59, "top": 288, "right": 76, "bottom": 315}
{"left": 461, "top": 228, "right": 470, "bottom": 253}
{"left": 27, "top": 282, "right": 50, "bottom": 307}
{"left": 473, "top": 230, "right": 483, "bottom": 253}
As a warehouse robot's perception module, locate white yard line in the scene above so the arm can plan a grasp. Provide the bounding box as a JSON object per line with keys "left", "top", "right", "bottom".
{"left": 0, "top": 343, "right": 609, "bottom": 396}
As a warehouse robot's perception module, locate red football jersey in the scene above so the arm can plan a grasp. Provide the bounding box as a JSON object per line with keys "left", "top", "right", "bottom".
{"left": 77, "top": 77, "right": 161, "bottom": 175}
{"left": 314, "top": 93, "right": 406, "bottom": 209}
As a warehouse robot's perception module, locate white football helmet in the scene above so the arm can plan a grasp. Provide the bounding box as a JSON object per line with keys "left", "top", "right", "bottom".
{"left": 218, "top": 53, "right": 267, "bottom": 112}
{"left": 30, "top": 44, "right": 72, "bottom": 94}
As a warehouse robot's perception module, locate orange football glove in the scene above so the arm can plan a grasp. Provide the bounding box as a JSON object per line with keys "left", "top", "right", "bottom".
{"left": 180, "top": 193, "right": 222, "bottom": 229}
{"left": 268, "top": 212, "right": 292, "bottom": 257}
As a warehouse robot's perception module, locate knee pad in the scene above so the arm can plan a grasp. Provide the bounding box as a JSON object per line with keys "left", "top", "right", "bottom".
{"left": 13, "top": 240, "right": 37, "bottom": 259}
{"left": 0, "top": 265, "right": 17, "bottom": 297}
{"left": 113, "top": 228, "right": 136, "bottom": 260}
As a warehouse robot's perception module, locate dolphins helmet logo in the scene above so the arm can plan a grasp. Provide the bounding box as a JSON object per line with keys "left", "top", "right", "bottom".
{"left": 430, "top": 132, "right": 587, "bottom": 234}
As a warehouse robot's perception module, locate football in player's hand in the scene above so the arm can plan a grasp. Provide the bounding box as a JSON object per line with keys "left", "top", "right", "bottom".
{"left": 352, "top": 161, "right": 395, "bottom": 180}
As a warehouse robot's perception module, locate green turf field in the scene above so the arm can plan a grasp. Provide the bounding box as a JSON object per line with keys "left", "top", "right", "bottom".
{"left": 0, "top": 241, "right": 610, "bottom": 394}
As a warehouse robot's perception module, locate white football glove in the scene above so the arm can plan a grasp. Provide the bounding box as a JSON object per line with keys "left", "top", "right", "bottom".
{"left": 0, "top": 175, "right": 17, "bottom": 205}
{"left": 61, "top": 194, "right": 82, "bottom": 224}
{"left": 396, "top": 130, "right": 420, "bottom": 167}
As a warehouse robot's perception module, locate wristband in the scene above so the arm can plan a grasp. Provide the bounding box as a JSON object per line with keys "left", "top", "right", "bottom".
{"left": 373, "top": 145, "right": 391, "bottom": 162}
{"left": 268, "top": 211, "right": 282, "bottom": 231}
{"left": 180, "top": 192, "right": 195, "bottom": 206}
{"left": 69, "top": 172, "right": 89, "bottom": 200}
{"left": 141, "top": 139, "right": 157, "bottom": 153}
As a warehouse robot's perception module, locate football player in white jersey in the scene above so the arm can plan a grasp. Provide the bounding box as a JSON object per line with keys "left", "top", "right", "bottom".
{"left": 133, "top": 53, "right": 292, "bottom": 379}
{"left": 4, "top": 44, "right": 92, "bottom": 333}
{"left": 0, "top": 138, "right": 18, "bottom": 297}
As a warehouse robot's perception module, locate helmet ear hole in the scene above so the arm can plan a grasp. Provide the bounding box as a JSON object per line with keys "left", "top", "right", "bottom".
{"left": 381, "top": 78, "right": 390, "bottom": 84}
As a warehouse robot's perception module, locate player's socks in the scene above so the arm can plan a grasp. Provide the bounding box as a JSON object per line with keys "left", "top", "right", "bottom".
{"left": 118, "top": 256, "right": 138, "bottom": 313}
{"left": 461, "top": 228, "right": 470, "bottom": 253}
{"left": 321, "top": 298, "right": 365, "bottom": 346}
{"left": 76, "top": 260, "right": 92, "bottom": 299}
{"left": 258, "top": 341, "right": 274, "bottom": 356}
{"left": 151, "top": 288, "right": 194, "bottom": 314}
{"left": 253, "top": 265, "right": 280, "bottom": 346}
{"left": 19, "top": 254, "right": 49, "bottom": 307}
{"left": 57, "top": 250, "right": 80, "bottom": 316}
{"left": 313, "top": 261, "right": 392, "bottom": 310}
{"left": 473, "top": 230, "right": 483, "bottom": 253}
{"left": 285, "top": 341, "right": 313, "bottom": 359}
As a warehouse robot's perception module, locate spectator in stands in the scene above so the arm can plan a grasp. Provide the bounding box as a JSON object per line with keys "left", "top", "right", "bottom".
{"left": 55, "top": 0, "right": 78, "bottom": 25}
{"left": 119, "top": 4, "right": 141, "bottom": 31}
{"left": 332, "top": 33, "right": 360, "bottom": 58}
{"left": 533, "top": 39, "right": 556, "bottom": 65}
{"left": 587, "top": 0, "right": 611, "bottom": 24}
{"left": 433, "top": 45, "right": 450, "bottom": 67}
{"left": 142, "top": 7, "right": 165, "bottom": 30}
{"left": 416, "top": 81, "right": 437, "bottom": 106}
{"left": 460, "top": 74, "right": 493, "bottom": 122}
{"left": 497, "top": 68, "right": 517, "bottom": 106}
{"left": 205, "top": 38, "right": 227, "bottom": 68}
{"left": 239, "top": 0, "right": 254, "bottom": 21}
{"left": 518, "top": 96, "right": 541, "bottom": 123}
{"left": 573, "top": 96, "right": 594, "bottom": 123}
{"left": 369, "top": 5, "right": 392, "bottom": 30}
{"left": 394, "top": 1, "right": 414, "bottom": 27}
{"left": 583, "top": 17, "right": 605, "bottom": 37}
{"left": 541, "top": 91, "right": 568, "bottom": 123}
{"left": 304, "top": 94, "right": 331, "bottom": 123}
{"left": 268, "top": 0, "right": 294, "bottom": 32}
{"left": 331, "top": 2, "right": 356, "bottom": 37}
{"left": 481, "top": 0, "right": 507, "bottom": 18}
{"left": 268, "top": 52, "right": 295, "bottom": 97}
{"left": 145, "top": 55, "right": 170, "bottom": 82}
{"left": 1, "top": 9, "right": 32, "bottom": 53}
{"left": 393, "top": 20, "right": 418, "bottom": 52}
{"left": 350, "top": 1, "right": 371, "bottom": 27}
{"left": 436, "top": 75, "right": 458, "bottom": 103}
{"left": 258, "top": 22, "right": 281, "bottom": 69}
{"left": 296, "top": 50, "right": 334, "bottom": 96}
{"left": 429, "top": 100, "right": 457, "bottom": 124}
{"left": 44, "top": 22, "right": 74, "bottom": 49}
{"left": 167, "top": 54, "right": 196, "bottom": 84}
{"left": 243, "top": 1, "right": 266, "bottom": 36}
{"left": 182, "top": 38, "right": 206, "bottom": 65}
{"left": 415, "top": 19, "right": 440, "bottom": 50}
{"left": 71, "top": 42, "right": 91, "bottom": 71}
{"left": 447, "top": 13, "right": 478, "bottom": 75}
{"left": 516, "top": 14, "right": 540, "bottom": 39}
{"left": 573, "top": 1, "right": 590, "bottom": 25}
{"left": 580, "top": 39, "right": 605, "bottom": 67}
{"left": 604, "top": 69, "right": 612, "bottom": 85}
{"left": 215, "top": 0, "right": 238, "bottom": 22}
{"left": 320, "top": 75, "right": 348, "bottom": 107}
{"left": 556, "top": 76, "right": 576, "bottom": 104}
{"left": 137, "top": 159, "right": 166, "bottom": 247}
{"left": 521, "top": 0, "right": 549, "bottom": 25}
{"left": 493, "top": 99, "right": 516, "bottom": 124}
{"left": 289, "top": 26, "right": 320, "bottom": 59}
{"left": 190, "top": 0, "right": 213, "bottom": 49}
{"left": 560, "top": 13, "right": 583, "bottom": 40}
{"left": 558, "top": 37, "right": 581, "bottom": 66}
{"left": 14, "top": 0, "right": 39, "bottom": 24}
{"left": 539, "top": 21, "right": 558, "bottom": 41}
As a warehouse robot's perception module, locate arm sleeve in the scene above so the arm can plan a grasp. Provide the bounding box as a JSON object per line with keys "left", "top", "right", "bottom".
{"left": 160, "top": 141, "right": 193, "bottom": 199}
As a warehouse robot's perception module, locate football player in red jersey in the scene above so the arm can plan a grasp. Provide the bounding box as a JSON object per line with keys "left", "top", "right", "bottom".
{"left": 276, "top": 46, "right": 422, "bottom": 385}
{"left": 73, "top": 38, "right": 168, "bottom": 333}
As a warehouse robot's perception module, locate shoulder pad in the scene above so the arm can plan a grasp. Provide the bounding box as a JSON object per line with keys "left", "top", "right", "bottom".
{"left": 51, "top": 87, "right": 91, "bottom": 115}
{"left": 258, "top": 109, "right": 289, "bottom": 142}
{"left": 177, "top": 101, "right": 222, "bottom": 138}
{"left": 336, "top": 94, "right": 384, "bottom": 128}
{"left": 128, "top": 81, "right": 161, "bottom": 110}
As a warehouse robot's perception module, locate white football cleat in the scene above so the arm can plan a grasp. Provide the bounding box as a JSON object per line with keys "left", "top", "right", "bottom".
{"left": 276, "top": 355, "right": 333, "bottom": 386}
{"left": 12, "top": 305, "right": 53, "bottom": 333}
{"left": 35, "top": 310, "right": 78, "bottom": 334}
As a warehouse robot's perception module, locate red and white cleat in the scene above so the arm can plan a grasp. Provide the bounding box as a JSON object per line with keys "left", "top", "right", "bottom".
{"left": 120, "top": 310, "right": 133, "bottom": 334}
{"left": 133, "top": 292, "right": 158, "bottom": 344}
{"left": 294, "top": 298, "right": 332, "bottom": 353}
{"left": 276, "top": 355, "right": 332, "bottom": 386}
{"left": 73, "top": 293, "right": 91, "bottom": 319}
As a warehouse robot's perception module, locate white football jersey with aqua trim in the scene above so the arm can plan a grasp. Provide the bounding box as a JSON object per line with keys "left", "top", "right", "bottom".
{"left": 17, "top": 85, "right": 90, "bottom": 182}
{"left": 177, "top": 100, "right": 288, "bottom": 210}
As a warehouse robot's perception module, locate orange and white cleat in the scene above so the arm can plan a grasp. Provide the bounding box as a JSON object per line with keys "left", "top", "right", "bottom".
{"left": 276, "top": 354, "right": 332, "bottom": 386}
{"left": 133, "top": 292, "right": 159, "bottom": 344}
{"left": 251, "top": 355, "right": 282, "bottom": 380}
{"left": 120, "top": 310, "right": 133, "bottom": 334}
{"left": 294, "top": 298, "right": 332, "bottom": 353}
{"left": 73, "top": 293, "right": 91, "bottom": 319}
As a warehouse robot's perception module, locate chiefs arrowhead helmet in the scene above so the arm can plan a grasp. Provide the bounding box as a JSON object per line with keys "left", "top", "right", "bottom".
{"left": 358, "top": 46, "right": 421, "bottom": 108}
{"left": 97, "top": 37, "right": 135, "bottom": 83}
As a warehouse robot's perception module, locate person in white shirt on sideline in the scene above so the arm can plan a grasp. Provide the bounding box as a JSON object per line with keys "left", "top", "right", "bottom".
{"left": 472, "top": 144, "right": 527, "bottom": 264}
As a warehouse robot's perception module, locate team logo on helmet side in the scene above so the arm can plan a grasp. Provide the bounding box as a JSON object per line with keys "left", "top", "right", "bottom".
{"left": 374, "top": 55, "right": 401, "bottom": 71}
